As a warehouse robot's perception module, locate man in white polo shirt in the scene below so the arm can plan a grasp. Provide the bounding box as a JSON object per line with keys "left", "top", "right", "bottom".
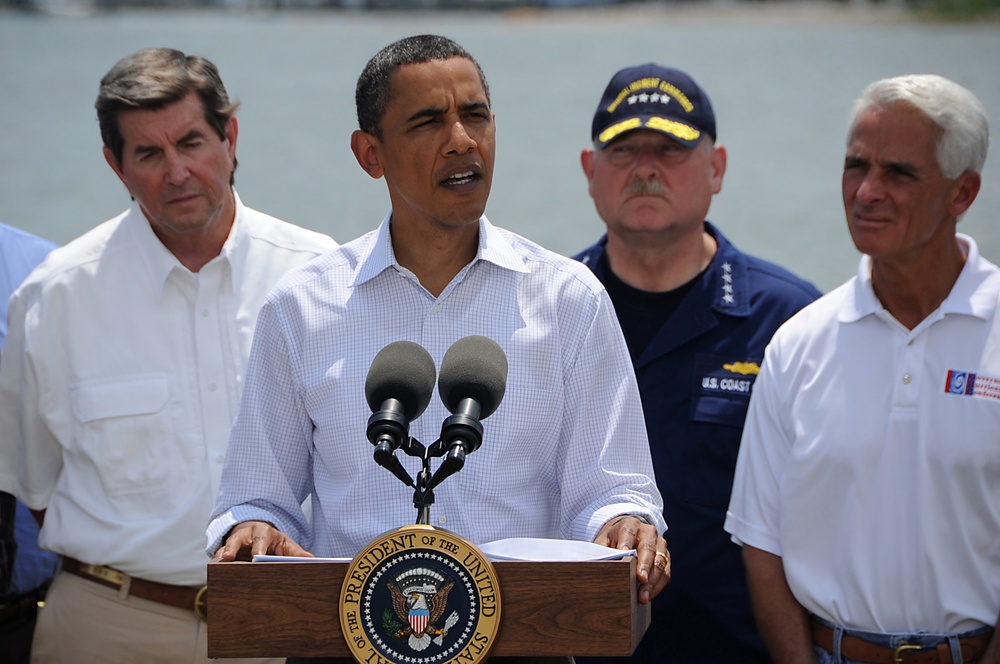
{"left": 725, "top": 74, "right": 999, "bottom": 664}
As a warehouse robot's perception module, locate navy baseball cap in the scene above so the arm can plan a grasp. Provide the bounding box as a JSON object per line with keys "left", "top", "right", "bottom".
{"left": 591, "top": 64, "right": 716, "bottom": 149}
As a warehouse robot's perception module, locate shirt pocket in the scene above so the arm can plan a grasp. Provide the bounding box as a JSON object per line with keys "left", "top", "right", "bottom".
{"left": 690, "top": 392, "right": 750, "bottom": 427}
{"left": 684, "top": 394, "right": 749, "bottom": 508}
{"left": 70, "top": 374, "right": 183, "bottom": 519}
{"left": 689, "top": 353, "right": 758, "bottom": 427}
{"left": 683, "top": 354, "right": 758, "bottom": 508}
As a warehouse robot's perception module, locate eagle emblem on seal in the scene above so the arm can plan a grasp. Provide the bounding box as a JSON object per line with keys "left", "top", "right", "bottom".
{"left": 387, "top": 567, "right": 460, "bottom": 651}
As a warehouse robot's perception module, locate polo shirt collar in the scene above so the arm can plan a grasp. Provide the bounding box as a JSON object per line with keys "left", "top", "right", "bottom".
{"left": 352, "top": 212, "right": 528, "bottom": 288}
{"left": 127, "top": 190, "right": 243, "bottom": 299}
{"left": 939, "top": 234, "right": 997, "bottom": 320}
{"left": 842, "top": 233, "right": 996, "bottom": 324}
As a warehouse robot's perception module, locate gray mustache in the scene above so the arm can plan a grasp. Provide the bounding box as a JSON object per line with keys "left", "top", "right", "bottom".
{"left": 624, "top": 179, "right": 667, "bottom": 196}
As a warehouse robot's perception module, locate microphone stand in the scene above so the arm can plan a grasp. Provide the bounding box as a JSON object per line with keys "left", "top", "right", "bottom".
{"left": 371, "top": 404, "right": 485, "bottom": 525}
{"left": 414, "top": 467, "right": 434, "bottom": 525}
{"left": 377, "top": 435, "right": 459, "bottom": 526}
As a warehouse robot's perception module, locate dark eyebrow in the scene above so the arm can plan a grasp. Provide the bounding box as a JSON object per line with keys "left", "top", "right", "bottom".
{"left": 406, "top": 106, "right": 445, "bottom": 124}
{"left": 460, "top": 100, "right": 490, "bottom": 114}
{"left": 405, "top": 100, "right": 490, "bottom": 125}
{"left": 131, "top": 129, "right": 207, "bottom": 157}
{"left": 177, "top": 129, "right": 208, "bottom": 144}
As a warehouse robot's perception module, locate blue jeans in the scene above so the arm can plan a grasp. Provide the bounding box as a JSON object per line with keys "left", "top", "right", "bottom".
{"left": 813, "top": 618, "right": 993, "bottom": 664}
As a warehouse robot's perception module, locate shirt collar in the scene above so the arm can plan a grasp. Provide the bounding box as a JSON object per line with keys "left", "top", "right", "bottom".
{"left": 939, "top": 234, "right": 997, "bottom": 320}
{"left": 127, "top": 190, "right": 244, "bottom": 299}
{"left": 578, "top": 222, "right": 750, "bottom": 315}
{"left": 841, "top": 233, "right": 997, "bottom": 324}
{"left": 704, "top": 222, "right": 752, "bottom": 317}
{"left": 351, "top": 213, "right": 528, "bottom": 288}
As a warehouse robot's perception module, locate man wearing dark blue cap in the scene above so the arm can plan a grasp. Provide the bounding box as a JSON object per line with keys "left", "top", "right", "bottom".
{"left": 574, "top": 64, "right": 821, "bottom": 663}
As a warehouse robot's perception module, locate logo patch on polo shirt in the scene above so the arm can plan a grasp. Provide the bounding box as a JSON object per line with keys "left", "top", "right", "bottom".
{"left": 945, "top": 369, "right": 1000, "bottom": 401}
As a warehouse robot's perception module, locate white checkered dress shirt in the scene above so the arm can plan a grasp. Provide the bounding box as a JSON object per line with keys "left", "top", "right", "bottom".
{"left": 207, "top": 214, "right": 664, "bottom": 557}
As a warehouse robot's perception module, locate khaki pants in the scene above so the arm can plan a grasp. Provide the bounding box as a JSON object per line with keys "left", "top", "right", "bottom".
{"left": 31, "top": 571, "right": 281, "bottom": 664}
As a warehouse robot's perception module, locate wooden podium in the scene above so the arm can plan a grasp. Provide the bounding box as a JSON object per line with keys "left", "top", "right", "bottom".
{"left": 207, "top": 557, "right": 649, "bottom": 659}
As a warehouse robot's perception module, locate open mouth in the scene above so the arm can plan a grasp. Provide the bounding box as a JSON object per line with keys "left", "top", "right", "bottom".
{"left": 442, "top": 170, "right": 478, "bottom": 187}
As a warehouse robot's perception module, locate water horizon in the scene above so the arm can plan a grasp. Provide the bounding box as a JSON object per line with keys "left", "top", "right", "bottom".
{"left": 2, "top": 3, "right": 998, "bottom": 292}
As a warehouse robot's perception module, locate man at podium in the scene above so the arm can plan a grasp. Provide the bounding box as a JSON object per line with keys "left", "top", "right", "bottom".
{"left": 206, "top": 35, "right": 670, "bottom": 663}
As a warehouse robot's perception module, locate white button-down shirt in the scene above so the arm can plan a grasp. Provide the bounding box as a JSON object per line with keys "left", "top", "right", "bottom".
{"left": 207, "top": 214, "right": 665, "bottom": 557}
{"left": 0, "top": 194, "right": 336, "bottom": 585}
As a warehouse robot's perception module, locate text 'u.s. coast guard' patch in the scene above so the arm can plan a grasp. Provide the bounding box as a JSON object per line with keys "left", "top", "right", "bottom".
{"left": 340, "top": 524, "right": 501, "bottom": 664}
{"left": 698, "top": 356, "right": 761, "bottom": 395}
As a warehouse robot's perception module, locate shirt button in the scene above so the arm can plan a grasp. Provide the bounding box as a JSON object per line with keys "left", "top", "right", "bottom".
{"left": 438, "top": 515, "right": 447, "bottom": 525}
{"left": 201, "top": 309, "right": 209, "bottom": 317}
{"left": 902, "top": 374, "right": 911, "bottom": 385}
{"left": 208, "top": 383, "right": 218, "bottom": 392}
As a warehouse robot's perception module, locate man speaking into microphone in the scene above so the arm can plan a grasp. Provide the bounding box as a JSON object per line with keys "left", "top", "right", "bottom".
{"left": 206, "top": 34, "right": 669, "bottom": 634}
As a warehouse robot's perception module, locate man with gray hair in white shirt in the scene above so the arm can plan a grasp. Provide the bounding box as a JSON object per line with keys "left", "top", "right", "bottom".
{"left": 726, "top": 74, "right": 999, "bottom": 664}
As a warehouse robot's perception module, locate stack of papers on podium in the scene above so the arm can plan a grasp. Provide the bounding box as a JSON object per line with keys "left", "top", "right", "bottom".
{"left": 252, "top": 554, "right": 351, "bottom": 562}
{"left": 252, "top": 538, "right": 634, "bottom": 563}
{"left": 477, "top": 538, "right": 635, "bottom": 562}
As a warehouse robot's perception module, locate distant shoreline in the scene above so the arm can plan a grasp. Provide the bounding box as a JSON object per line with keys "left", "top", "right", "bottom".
{"left": 496, "top": 1, "right": 918, "bottom": 25}
{"left": 0, "top": 1, "right": 942, "bottom": 25}
{"left": 8, "top": 2, "right": 999, "bottom": 26}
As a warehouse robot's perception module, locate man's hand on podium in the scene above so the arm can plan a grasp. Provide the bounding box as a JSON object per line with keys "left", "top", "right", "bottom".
{"left": 213, "top": 521, "right": 314, "bottom": 561}
{"left": 594, "top": 516, "right": 670, "bottom": 605}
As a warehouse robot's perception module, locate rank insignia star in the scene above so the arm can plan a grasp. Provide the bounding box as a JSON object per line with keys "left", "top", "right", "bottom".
{"left": 720, "top": 263, "right": 737, "bottom": 305}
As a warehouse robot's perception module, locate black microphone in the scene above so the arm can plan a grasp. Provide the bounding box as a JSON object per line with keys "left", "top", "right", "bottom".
{"left": 365, "top": 341, "right": 437, "bottom": 487}
{"left": 426, "top": 336, "right": 508, "bottom": 489}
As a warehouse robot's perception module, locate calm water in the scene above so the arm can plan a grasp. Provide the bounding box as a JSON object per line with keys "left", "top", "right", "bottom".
{"left": 1, "top": 5, "right": 998, "bottom": 292}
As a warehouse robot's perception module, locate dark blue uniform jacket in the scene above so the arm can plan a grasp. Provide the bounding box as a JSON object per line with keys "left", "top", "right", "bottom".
{"left": 575, "top": 222, "right": 821, "bottom": 663}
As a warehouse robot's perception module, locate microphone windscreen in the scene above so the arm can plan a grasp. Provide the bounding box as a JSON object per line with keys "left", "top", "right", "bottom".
{"left": 365, "top": 341, "right": 437, "bottom": 421}
{"left": 438, "top": 336, "right": 508, "bottom": 419}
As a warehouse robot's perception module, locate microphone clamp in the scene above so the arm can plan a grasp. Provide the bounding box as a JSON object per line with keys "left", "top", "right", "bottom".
{"left": 367, "top": 399, "right": 416, "bottom": 488}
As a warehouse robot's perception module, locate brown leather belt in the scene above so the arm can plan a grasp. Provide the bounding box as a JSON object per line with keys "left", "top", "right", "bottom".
{"left": 61, "top": 557, "right": 207, "bottom": 622}
{"left": 811, "top": 618, "right": 993, "bottom": 664}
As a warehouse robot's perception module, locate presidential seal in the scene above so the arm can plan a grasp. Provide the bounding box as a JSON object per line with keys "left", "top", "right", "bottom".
{"left": 340, "top": 524, "right": 501, "bottom": 664}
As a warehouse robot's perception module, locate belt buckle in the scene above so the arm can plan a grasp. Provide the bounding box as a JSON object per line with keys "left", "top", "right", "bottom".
{"left": 82, "top": 563, "right": 126, "bottom": 587}
{"left": 894, "top": 643, "right": 922, "bottom": 663}
{"left": 194, "top": 585, "right": 208, "bottom": 623}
